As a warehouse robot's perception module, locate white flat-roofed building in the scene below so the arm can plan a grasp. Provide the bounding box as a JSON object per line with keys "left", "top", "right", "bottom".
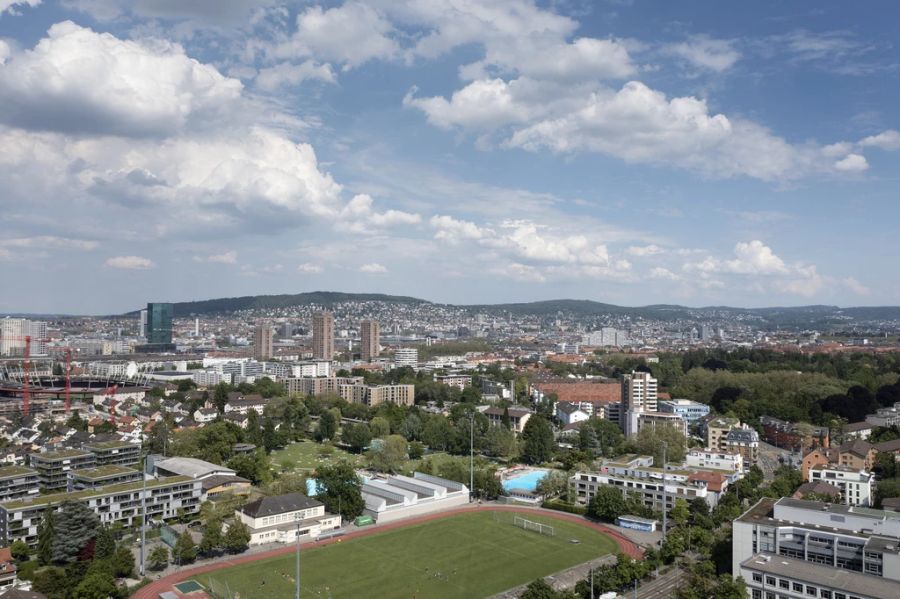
{"left": 394, "top": 348, "right": 418, "bottom": 369}
{"left": 361, "top": 472, "right": 469, "bottom": 524}
{"left": 192, "top": 370, "right": 232, "bottom": 386}
{"left": 686, "top": 448, "right": 744, "bottom": 474}
{"left": 808, "top": 464, "right": 875, "bottom": 506}
{"left": 658, "top": 399, "right": 710, "bottom": 422}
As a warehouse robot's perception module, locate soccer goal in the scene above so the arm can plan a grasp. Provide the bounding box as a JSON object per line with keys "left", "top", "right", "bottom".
{"left": 514, "top": 516, "right": 555, "bottom": 537}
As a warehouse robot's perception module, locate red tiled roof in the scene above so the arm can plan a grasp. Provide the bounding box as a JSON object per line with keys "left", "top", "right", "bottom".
{"left": 535, "top": 381, "right": 620, "bottom": 404}
{"left": 688, "top": 470, "right": 726, "bottom": 492}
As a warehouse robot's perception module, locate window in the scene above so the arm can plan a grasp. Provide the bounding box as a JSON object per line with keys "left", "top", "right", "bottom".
{"left": 806, "top": 586, "right": 816, "bottom": 596}
{"left": 766, "top": 577, "right": 776, "bottom": 586}
{"left": 792, "top": 582, "right": 803, "bottom": 592}
{"left": 753, "top": 573, "right": 763, "bottom": 583}
{"left": 779, "top": 579, "right": 789, "bottom": 589}
{"left": 820, "top": 592, "right": 831, "bottom": 599}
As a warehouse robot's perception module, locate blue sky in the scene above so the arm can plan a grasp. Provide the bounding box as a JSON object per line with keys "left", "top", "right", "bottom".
{"left": 0, "top": 0, "right": 898, "bottom": 314}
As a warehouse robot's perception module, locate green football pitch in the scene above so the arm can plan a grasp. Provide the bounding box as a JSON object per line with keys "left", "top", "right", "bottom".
{"left": 195, "top": 511, "right": 618, "bottom": 599}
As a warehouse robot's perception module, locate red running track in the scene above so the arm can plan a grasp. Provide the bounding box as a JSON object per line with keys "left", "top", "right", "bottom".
{"left": 131, "top": 505, "right": 643, "bottom": 599}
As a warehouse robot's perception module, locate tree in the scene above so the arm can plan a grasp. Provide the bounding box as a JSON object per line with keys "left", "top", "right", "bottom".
{"left": 223, "top": 520, "right": 251, "bottom": 554}
{"left": 173, "top": 531, "right": 197, "bottom": 565}
{"left": 408, "top": 440, "right": 425, "bottom": 460}
{"left": 670, "top": 498, "right": 690, "bottom": 528}
{"left": 535, "top": 470, "right": 569, "bottom": 499}
{"left": 521, "top": 416, "right": 554, "bottom": 465}
{"left": 9, "top": 538, "right": 28, "bottom": 562}
{"left": 36, "top": 508, "right": 55, "bottom": 566}
{"left": 367, "top": 435, "right": 408, "bottom": 473}
{"left": 262, "top": 418, "right": 280, "bottom": 453}
{"left": 199, "top": 519, "right": 223, "bottom": 556}
{"left": 93, "top": 525, "right": 115, "bottom": 561}
{"left": 227, "top": 450, "right": 271, "bottom": 486}
{"left": 587, "top": 486, "right": 626, "bottom": 522}
{"left": 521, "top": 578, "right": 557, "bottom": 599}
{"left": 32, "top": 566, "right": 68, "bottom": 599}
{"left": 112, "top": 545, "right": 135, "bottom": 578}
{"left": 342, "top": 422, "right": 372, "bottom": 453}
{"left": 317, "top": 410, "right": 337, "bottom": 441}
{"left": 316, "top": 461, "right": 365, "bottom": 520}
{"left": 148, "top": 545, "right": 169, "bottom": 571}
{"left": 246, "top": 409, "right": 262, "bottom": 446}
{"left": 484, "top": 425, "right": 518, "bottom": 458}
{"left": 71, "top": 570, "right": 118, "bottom": 599}
{"left": 632, "top": 425, "right": 687, "bottom": 466}
{"left": 52, "top": 501, "right": 99, "bottom": 564}
{"left": 369, "top": 416, "right": 391, "bottom": 439}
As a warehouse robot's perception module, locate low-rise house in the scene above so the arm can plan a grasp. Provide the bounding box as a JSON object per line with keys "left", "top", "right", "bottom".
{"left": 556, "top": 402, "right": 589, "bottom": 427}
{"left": 0, "top": 547, "right": 16, "bottom": 590}
{"left": 193, "top": 408, "right": 218, "bottom": 423}
{"left": 480, "top": 406, "right": 533, "bottom": 435}
{"left": 837, "top": 439, "right": 877, "bottom": 471}
{"left": 236, "top": 493, "right": 340, "bottom": 546}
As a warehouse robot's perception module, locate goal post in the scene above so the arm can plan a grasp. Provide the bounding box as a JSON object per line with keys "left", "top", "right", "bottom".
{"left": 513, "top": 515, "right": 555, "bottom": 537}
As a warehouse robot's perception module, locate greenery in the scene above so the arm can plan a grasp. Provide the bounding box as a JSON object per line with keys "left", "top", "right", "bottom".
{"left": 52, "top": 502, "right": 100, "bottom": 564}
{"left": 521, "top": 416, "right": 555, "bottom": 464}
{"left": 192, "top": 511, "right": 616, "bottom": 599}
{"left": 586, "top": 486, "right": 627, "bottom": 522}
{"left": 367, "top": 435, "right": 409, "bottom": 473}
{"left": 173, "top": 531, "right": 197, "bottom": 565}
{"left": 628, "top": 425, "right": 687, "bottom": 465}
{"left": 147, "top": 546, "right": 169, "bottom": 571}
{"left": 314, "top": 461, "right": 365, "bottom": 520}
{"left": 223, "top": 520, "right": 251, "bottom": 554}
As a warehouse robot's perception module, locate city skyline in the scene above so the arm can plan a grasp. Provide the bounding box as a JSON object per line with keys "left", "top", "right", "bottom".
{"left": 1, "top": 1, "right": 899, "bottom": 314}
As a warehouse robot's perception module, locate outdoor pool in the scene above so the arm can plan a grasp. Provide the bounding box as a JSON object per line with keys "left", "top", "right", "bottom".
{"left": 502, "top": 469, "right": 548, "bottom": 493}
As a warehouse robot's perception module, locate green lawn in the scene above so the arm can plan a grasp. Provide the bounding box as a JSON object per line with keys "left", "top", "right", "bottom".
{"left": 195, "top": 511, "right": 617, "bottom": 599}
{"left": 269, "top": 440, "right": 366, "bottom": 472}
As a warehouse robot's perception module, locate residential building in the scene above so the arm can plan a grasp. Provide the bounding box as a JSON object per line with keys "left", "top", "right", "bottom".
{"left": 760, "top": 416, "right": 829, "bottom": 453}
{"left": 394, "top": 347, "right": 418, "bottom": 368}
{"left": 28, "top": 450, "right": 96, "bottom": 491}
{"left": 0, "top": 467, "right": 39, "bottom": 503}
{"left": 725, "top": 426, "right": 760, "bottom": 469}
{"left": 71, "top": 465, "right": 142, "bottom": 490}
{"left": 361, "top": 473, "right": 469, "bottom": 523}
{"left": 0, "top": 475, "right": 202, "bottom": 546}
{"left": 311, "top": 311, "right": 334, "bottom": 360}
{"left": 556, "top": 402, "right": 590, "bottom": 427}
{"left": 85, "top": 440, "right": 140, "bottom": 467}
{"left": 685, "top": 448, "right": 744, "bottom": 473}
{"left": 733, "top": 497, "right": 900, "bottom": 599}
{"left": 0, "top": 547, "right": 15, "bottom": 589}
{"left": 0, "top": 318, "right": 47, "bottom": 357}
{"left": 843, "top": 421, "right": 875, "bottom": 441}
{"left": 481, "top": 406, "right": 533, "bottom": 435}
{"left": 236, "top": 493, "right": 340, "bottom": 546}
{"left": 339, "top": 384, "right": 415, "bottom": 407}
{"left": 621, "top": 371, "right": 658, "bottom": 436}
{"left": 530, "top": 380, "right": 620, "bottom": 416}
{"left": 801, "top": 448, "right": 832, "bottom": 480}
{"left": 866, "top": 402, "right": 900, "bottom": 428}
{"left": 284, "top": 375, "right": 363, "bottom": 396}
{"left": 192, "top": 370, "right": 232, "bottom": 386}
{"left": 658, "top": 399, "right": 711, "bottom": 423}
{"left": 253, "top": 324, "right": 274, "bottom": 361}
{"left": 360, "top": 320, "right": 380, "bottom": 362}
{"left": 707, "top": 417, "right": 741, "bottom": 452}
{"left": 837, "top": 439, "right": 878, "bottom": 472}
{"left": 636, "top": 411, "right": 688, "bottom": 437}
{"left": 434, "top": 374, "right": 471, "bottom": 390}
{"left": 808, "top": 464, "right": 875, "bottom": 506}
{"left": 144, "top": 302, "right": 174, "bottom": 346}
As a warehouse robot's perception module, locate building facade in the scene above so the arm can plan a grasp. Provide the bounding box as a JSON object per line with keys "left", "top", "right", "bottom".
{"left": 394, "top": 347, "right": 418, "bottom": 369}
{"left": 0, "top": 467, "right": 39, "bottom": 503}
{"left": 253, "top": 324, "right": 274, "bottom": 361}
{"left": 360, "top": 320, "right": 380, "bottom": 362}
{"left": 236, "top": 493, "right": 340, "bottom": 546}
{"left": 28, "top": 450, "right": 97, "bottom": 491}
{"left": 144, "top": 302, "right": 174, "bottom": 345}
{"left": 808, "top": 464, "right": 874, "bottom": 506}
{"left": 311, "top": 311, "right": 335, "bottom": 360}
{"left": 658, "top": 399, "right": 711, "bottom": 422}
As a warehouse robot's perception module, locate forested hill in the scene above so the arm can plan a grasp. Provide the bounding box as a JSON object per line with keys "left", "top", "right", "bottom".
{"left": 130, "top": 292, "right": 429, "bottom": 316}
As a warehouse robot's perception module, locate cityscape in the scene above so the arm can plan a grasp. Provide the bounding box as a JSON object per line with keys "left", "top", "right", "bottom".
{"left": 1, "top": 2, "right": 900, "bottom": 599}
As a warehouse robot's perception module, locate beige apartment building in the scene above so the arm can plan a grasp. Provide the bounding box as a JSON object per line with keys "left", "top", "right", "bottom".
{"left": 253, "top": 323, "right": 274, "bottom": 360}
{"left": 360, "top": 320, "right": 380, "bottom": 362}
{"left": 312, "top": 311, "right": 334, "bottom": 360}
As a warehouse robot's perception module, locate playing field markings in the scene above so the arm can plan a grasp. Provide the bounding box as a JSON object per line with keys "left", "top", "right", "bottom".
{"left": 514, "top": 516, "right": 556, "bottom": 537}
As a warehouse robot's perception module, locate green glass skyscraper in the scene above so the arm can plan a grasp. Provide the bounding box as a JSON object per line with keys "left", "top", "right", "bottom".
{"left": 144, "top": 302, "right": 173, "bottom": 345}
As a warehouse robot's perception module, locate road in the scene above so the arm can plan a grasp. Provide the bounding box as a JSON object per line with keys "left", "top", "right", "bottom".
{"left": 634, "top": 567, "right": 687, "bottom": 599}
{"left": 131, "top": 504, "right": 643, "bottom": 599}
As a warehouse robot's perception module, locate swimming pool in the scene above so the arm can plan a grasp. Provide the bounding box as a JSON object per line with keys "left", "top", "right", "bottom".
{"left": 502, "top": 469, "right": 548, "bottom": 493}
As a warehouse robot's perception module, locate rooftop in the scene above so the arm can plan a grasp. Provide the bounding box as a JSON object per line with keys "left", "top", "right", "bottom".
{"left": 0, "top": 475, "right": 194, "bottom": 510}
{"left": 0, "top": 465, "right": 37, "bottom": 479}
{"left": 84, "top": 440, "right": 136, "bottom": 451}
{"left": 741, "top": 553, "right": 900, "bottom": 599}
{"left": 29, "top": 449, "right": 94, "bottom": 461}
{"left": 72, "top": 465, "right": 140, "bottom": 480}
{"left": 240, "top": 492, "right": 322, "bottom": 519}
{"left": 155, "top": 457, "right": 234, "bottom": 479}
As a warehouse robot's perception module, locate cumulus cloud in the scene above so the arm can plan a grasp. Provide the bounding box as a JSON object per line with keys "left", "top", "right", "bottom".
{"left": 686, "top": 240, "right": 787, "bottom": 275}
{"left": 833, "top": 153, "right": 868, "bottom": 172}
{"left": 626, "top": 244, "right": 662, "bottom": 257}
{"left": 859, "top": 130, "right": 900, "bottom": 150}
{"left": 338, "top": 194, "right": 421, "bottom": 233}
{"left": 429, "top": 215, "right": 484, "bottom": 243}
{"left": 104, "top": 255, "right": 155, "bottom": 269}
{"left": 0, "top": 22, "right": 243, "bottom": 137}
{"left": 297, "top": 263, "right": 323, "bottom": 273}
{"left": 200, "top": 251, "right": 238, "bottom": 264}
{"left": 665, "top": 35, "right": 741, "bottom": 72}
{"left": 255, "top": 60, "right": 335, "bottom": 91}
{"left": 650, "top": 267, "right": 681, "bottom": 281}
{"left": 359, "top": 262, "right": 388, "bottom": 273}
{"left": 1, "top": 0, "right": 39, "bottom": 16}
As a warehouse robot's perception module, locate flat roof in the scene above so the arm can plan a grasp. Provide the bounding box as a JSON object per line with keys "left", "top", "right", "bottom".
{"left": 84, "top": 440, "right": 136, "bottom": 450}
{"left": 0, "top": 466, "right": 37, "bottom": 479}
{"left": 29, "top": 449, "right": 94, "bottom": 461}
{"left": 72, "top": 465, "right": 140, "bottom": 480}
{"left": 741, "top": 554, "right": 900, "bottom": 598}
{"left": 0, "top": 475, "right": 194, "bottom": 510}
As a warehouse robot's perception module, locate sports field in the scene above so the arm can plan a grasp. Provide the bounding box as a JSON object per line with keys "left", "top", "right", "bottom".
{"left": 195, "top": 511, "right": 617, "bottom": 599}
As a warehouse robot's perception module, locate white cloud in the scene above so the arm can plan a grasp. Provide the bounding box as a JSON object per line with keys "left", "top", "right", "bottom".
{"left": 833, "top": 153, "right": 868, "bottom": 172}
{"left": 273, "top": 2, "right": 398, "bottom": 70}
{"left": 843, "top": 277, "right": 870, "bottom": 296}
{"left": 297, "top": 263, "right": 323, "bottom": 273}
{"left": 255, "top": 60, "right": 335, "bottom": 91}
{"left": 650, "top": 267, "right": 680, "bottom": 281}
{"left": 686, "top": 240, "right": 787, "bottom": 275}
{"left": 665, "top": 35, "right": 741, "bottom": 72}
{"left": 859, "top": 130, "right": 900, "bottom": 151}
{"left": 626, "top": 244, "right": 662, "bottom": 257}
{"left": 430, "top": 215, "right": 484, "bottom": 243}
{"left": 1, "top": 236, "right": 98, "bottom": 250}
{"left": 0, "top": 0, "right": 39, "bottom": 16}
{"left": 104, "top": 255, "right": 155, "bottom": 269}
{"left": 359, "top": 262, "right": 388, "bottom": 273}
{"left": 203, "top": 251, "right": 238, "bottom": 264}
{"left": 0, "top": 22, "right": 243, "bottom": 137}
{"left": 0, "top": 40, "right": 10, "bottom": 65}
{"left": 338, "top": 194, "right": 421, "bottom": 233}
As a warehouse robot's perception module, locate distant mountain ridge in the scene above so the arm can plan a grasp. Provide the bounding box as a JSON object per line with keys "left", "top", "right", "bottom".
{"left": 117, "top": 292, "right": 900, "bottom": 326}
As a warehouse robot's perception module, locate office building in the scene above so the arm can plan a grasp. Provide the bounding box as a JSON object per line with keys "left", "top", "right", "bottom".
{"left": 144, "top": 302, "right": 174, "bottom": 345}
{"left": 253, "top": 324, "right": 274, "bottom": 360}
{"left": 28, "top": 450, "right": 97, "bottom": 491}
{"left": 139, "top": 309, "right": 147, "bottom": 339}
{"left": 394, "top": 347, "right": 418, "bottom": 368}
{"left": 360, "top": 320, "right": 380, "bottom": 362}
{"left": 0, "top": 476, "right": 202, "bottom": 546}
{"left": 808, "top": 464, "right": 875, "bottom": 506}
{"left": 312, "top": 311, "right": 334, "bottom": 360}
{"left": 734, "top": 497, "right": 900, "bottom": 599}
{"left": 658, "top": 399, "right": 711, "bottom": 422}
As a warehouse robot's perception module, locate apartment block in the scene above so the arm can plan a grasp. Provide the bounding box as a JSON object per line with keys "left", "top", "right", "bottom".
{"left": 686, "top": 448, "right": 744, "bottom": 473}
{"left": 808, "top": 464, "right": 874, "bottom": 507}
{"left": 434, "top": 374, "right": 471, "bottom": 389}
{"left": 734, "top": 497, "right": 900, "bottom": 599}
{"left": 284, "top": 376, "right": 364, "bottom": 397}
{"left": 29, "top": 450, "right": 97, "bottom": 491}
{"left": 707, "top": 417, "right": 741, "bottom": 452}
{"left": 339, "top": 384, "right": 415, "bottom": 407}
{"left": 312, "top": 312, "right": 335, "bottom": 360}
{"left": 726, "top": 426, "right": 761, "bottom": 469}
{"left": 0, "top": 475, "right": 202, "bottom": 546}
{"left": 85, "top": 440, "right": 141, "bottom": 467}
{"left": 394, "top": 347, "right": 418, "bottom": 368}
{"left": 481, "top": 406, "right": 533, "bottom": 435}
{"left": 0, "top": 467, "right": 39, "bottom": 503}
{"left": 253, "top": 324, "right": 274, "bottom": 361}
{"left": 360, "top": 320, "right": 380, "bottom": 362}
{"left": 71, "top": 465, "right": 143, "bottom": 490}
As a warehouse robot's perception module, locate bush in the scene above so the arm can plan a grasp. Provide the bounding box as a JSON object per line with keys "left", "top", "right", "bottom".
{"left": 541, "top": 500, "right": 587, "bottom": 516}
{"left": 16, "top": 559, "right": 38, "bottom": 580}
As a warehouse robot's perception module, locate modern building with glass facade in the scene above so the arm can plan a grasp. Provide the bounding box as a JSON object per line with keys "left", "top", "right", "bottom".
{"left": 145, "top": 302, "right": 174, "bottom": 345}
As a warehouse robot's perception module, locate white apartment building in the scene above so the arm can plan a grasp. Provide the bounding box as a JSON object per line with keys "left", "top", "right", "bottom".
{"left": 394, "top": 348, "right": 418, "bottom": 368}
{"left": 686, "top": 448, "right": 744, "bottom": 474}
{"left": 0, "top": 475, "right": 202, "bottom": 546}
{"left": 808, "top": 464, "right": 875, "bottom": 507}
{"left": 734, "top": 497, "right": 900, "bottom": 599}
{"left": 192, "top": 370, "right": 232, "bottom": 386}
{"left": 0, "top": 318, "right": 48, "bottom": 356}
{"left": 621, "top": 371, "right": 659, "bottom": 436}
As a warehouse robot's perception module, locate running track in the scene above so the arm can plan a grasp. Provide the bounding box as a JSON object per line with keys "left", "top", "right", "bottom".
{"left": 131, "top": 505, "right": 643, "bottom": 599}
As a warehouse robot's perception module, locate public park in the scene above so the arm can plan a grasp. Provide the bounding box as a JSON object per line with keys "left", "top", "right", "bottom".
{"left": 192, "top": 511, "right": 619, "bottom": 599}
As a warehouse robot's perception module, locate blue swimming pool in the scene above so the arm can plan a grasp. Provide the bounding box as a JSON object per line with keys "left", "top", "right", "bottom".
{"left": 502, "top": 469, "right": 548, "bottom": 493}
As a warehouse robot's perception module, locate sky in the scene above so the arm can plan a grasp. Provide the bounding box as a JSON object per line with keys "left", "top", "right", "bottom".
{"left": 1, "top": 0, "right": 899, "bottom": 314}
